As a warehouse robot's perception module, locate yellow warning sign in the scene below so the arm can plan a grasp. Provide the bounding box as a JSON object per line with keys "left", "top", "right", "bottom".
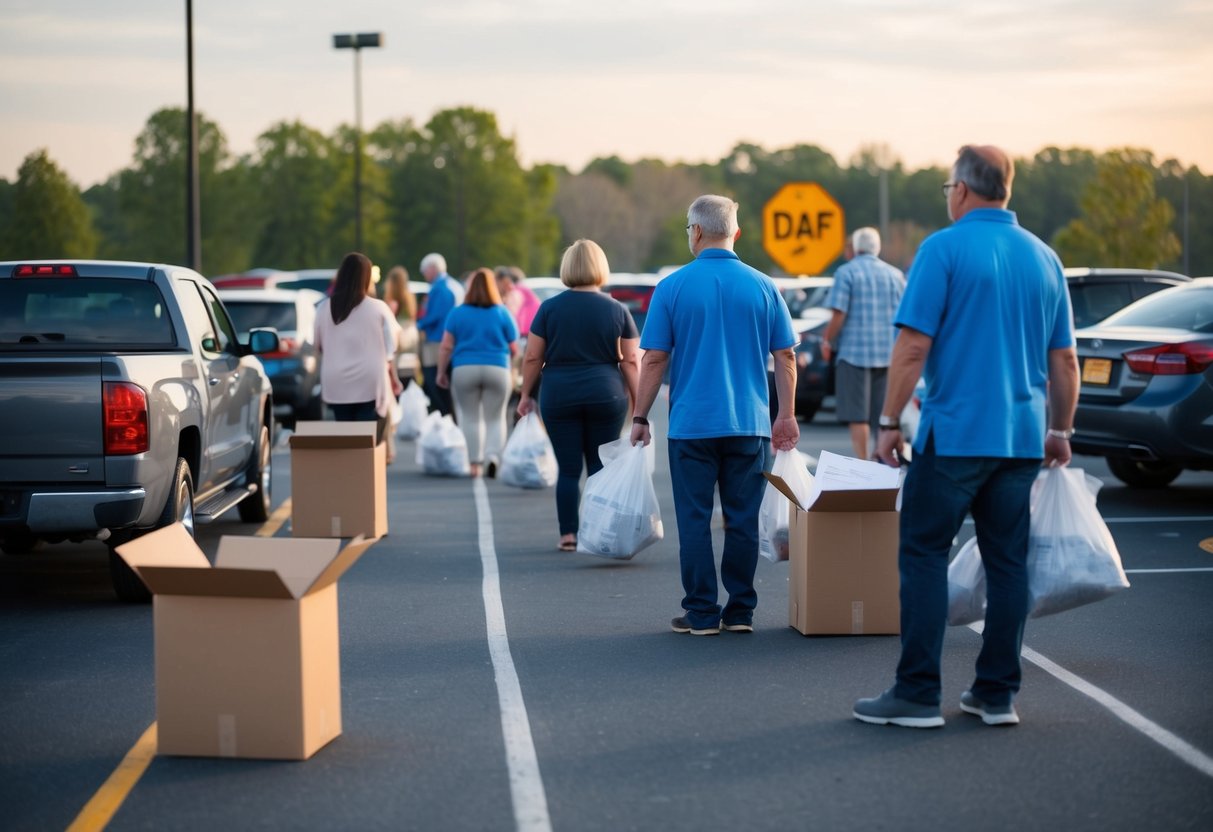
{"left": 762, "top": 182, "right": 846, "bottom": 276}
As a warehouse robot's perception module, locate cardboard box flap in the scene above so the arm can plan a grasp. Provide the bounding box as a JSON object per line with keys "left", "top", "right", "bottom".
{"left": 306, "top": 535, "right": 378, "bottom": 594}
{"left": 134, "top": 566, "right": 296, "bottom": 599}
{"left": 215, "top": 536, "right": 343, "bottom": 599}
{"left": 114, "top": 523, "right": 211, "bottom": 593}
{"left": 289, "top": 421, "right": 378, "bottom": 449}
{"left": 763, "top": 473, "right": 806, "bottom": 510}
{"left": 808, "top": 488, "right": 900, "bottom": 512}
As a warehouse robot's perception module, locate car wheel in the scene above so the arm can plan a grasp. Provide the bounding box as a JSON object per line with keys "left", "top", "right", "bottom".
{"left": 238, "top": 421, "right": 272, "bottom": 523}
{"left": 1106, "top": 456, "right": 1183, "bottom": 489}
{"left": 109, "top": 457, "right": 194, "bottom": 603}
{"left": 1, "top": 532, "right": 43, "bottom": 555}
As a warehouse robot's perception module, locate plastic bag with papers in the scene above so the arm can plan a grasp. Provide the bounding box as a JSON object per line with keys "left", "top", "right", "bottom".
{"left": 396, "top": 384, "right": 430, "bottom": 440}
{"left": 758, "top": 449, "right": 815, "bottom": 563}
{"left": 418, "top": 413, "right": 470, "bottom": 477}
{"left": 576, "top": 439, "right": 663, "bottom": 559}
{"left": 946, "top": 466, "right": 1129, "bottom": 624}
{"left": 500, "top": 413, "right": 557, "bottom": 489}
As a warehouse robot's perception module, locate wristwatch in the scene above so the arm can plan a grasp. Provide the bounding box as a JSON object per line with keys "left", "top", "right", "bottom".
{"left": 878, "top": 414, "right": 900, "bottom": 430}
{"left": 633, "top": 416, "right": 649, "bottom": 426}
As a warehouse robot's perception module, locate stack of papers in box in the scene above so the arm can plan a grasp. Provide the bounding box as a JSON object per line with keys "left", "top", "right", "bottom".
{"left": 804, "top": 450, "right": 903, "bottom": 509}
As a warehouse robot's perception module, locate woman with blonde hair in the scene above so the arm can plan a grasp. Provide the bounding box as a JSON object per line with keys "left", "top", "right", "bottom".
{"left": 517, "top": 239, "right": 639, "bottom": 551}
{"left": 315, "top": 252, "right": 403, "bottom": 443}
{"left": 437, "top": 268, "right": 519, "bottom": 478}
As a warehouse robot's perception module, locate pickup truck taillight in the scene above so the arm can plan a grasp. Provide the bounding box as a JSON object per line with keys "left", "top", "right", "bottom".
{"left": 104, "top": 382, "right": 149, "bottom": 455}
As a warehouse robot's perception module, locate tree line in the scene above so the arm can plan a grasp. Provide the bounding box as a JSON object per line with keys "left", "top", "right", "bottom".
{"left": 1, "top": 105, "right": 1207, "bottom": 279}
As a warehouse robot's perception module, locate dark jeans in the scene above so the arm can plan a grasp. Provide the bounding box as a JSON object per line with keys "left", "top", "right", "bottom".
{"left": 668, "top": 436, "right": 771, "bottom": 629}
{"left": 540, "top": 397, "right": 628, "bottom": 535}
{"left": 328, "top": 401, "right": 387, "bottom": 443}
{"left": 894, "top": 434, "right": 1041, "bottom": 707}
{"left": 422, "top": 365, "right": 454, "bottom": 418}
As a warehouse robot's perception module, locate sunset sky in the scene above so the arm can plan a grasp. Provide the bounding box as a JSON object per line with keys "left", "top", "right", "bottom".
{"left": 2, "top": 0, "right": 1210, "bottom": 188}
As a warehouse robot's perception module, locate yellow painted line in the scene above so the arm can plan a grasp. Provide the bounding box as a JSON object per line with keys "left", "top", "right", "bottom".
{"left": 66, "top": 723, "right": 157, "bottom": 832}
{"left": 1200, "top": 537, "right": 1213, "bottom": 555}
{"left": 256, "top": 498, "right": 292, "bottom": 538}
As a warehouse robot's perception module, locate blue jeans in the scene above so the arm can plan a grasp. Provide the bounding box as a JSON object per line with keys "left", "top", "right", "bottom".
{"left": 328, "top": 401, "right": 386, "bottom": 442}
{"left": 668, "top": 436, "right": 771, "bottom": 629}
{"left": 893, "top": 434, "right": 1041, "bottom": 706}
{"left": 540, "top": 397, "right": 628, "bottom": 536}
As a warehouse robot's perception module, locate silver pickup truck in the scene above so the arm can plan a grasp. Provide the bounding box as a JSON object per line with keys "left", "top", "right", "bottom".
{"left": 0, "top": 260, "right": 279, "bottom": 600}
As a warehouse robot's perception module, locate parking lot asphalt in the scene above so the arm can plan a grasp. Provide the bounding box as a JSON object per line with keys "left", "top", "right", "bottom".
{"left": 3, "top": 398, "right": 1212, "bottom": 831}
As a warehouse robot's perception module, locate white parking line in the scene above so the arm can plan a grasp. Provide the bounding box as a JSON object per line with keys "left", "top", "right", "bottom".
{"left": 962, "top": 516, "right": 1213, "bottom": 525}
{"left": 474, "top": 478, "right": 553, "bottom": 832}
{"left": 1125, "top": 567, "right": 1213, "bottom": 574}
{"left": 968, "top": 623, "right": 1213, "bottom": 778}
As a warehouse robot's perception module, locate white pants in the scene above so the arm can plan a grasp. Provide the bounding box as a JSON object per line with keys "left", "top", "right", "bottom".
{"left": 450, "top": 364, "right": 511, "bottom": 463}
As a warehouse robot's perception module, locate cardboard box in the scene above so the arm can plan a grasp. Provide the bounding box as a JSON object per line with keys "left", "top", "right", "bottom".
{"left": 765, "top": 452, "right": 901, "bottom": 635}
{"left": 115, "top": 523, "right": 378, "bottom": 759}
{"left": 290, "top": 421, "right": 387, "bottom": 538}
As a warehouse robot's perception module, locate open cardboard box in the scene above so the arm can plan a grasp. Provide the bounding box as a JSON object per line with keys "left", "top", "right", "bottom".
{"left": 764, "top": 451, "right": 901, "bottom": 635}
{"left": 289, "top": 420, "right": 387, "bottom": 538}
{"left": 115, "top": 523, "right": 378, "bottom": 759}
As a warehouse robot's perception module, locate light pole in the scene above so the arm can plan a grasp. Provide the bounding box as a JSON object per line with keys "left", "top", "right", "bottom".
{"left": 333, "top": 32, "right": 383, "bottom": 253}
{"left": 185, "top": 0, "right": 200, "bottom": 271}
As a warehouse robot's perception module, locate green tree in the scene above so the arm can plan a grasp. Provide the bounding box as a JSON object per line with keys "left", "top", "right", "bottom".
{"left": 1053, "top": 148, "right": 1181, "bottom": 268}
{"left": 330, "top": 123, "right": 391, "bottom": 262}
{"left": 0, "top": 149, "right": 97, "bottom": 259}
{"left": 387, "top": 107, "right": 554, "bottom": 275}
{"left": 1013, "top": 147, "right": 1099, "bottom": 243}
{"left": 249, "top": 120, "right": 343, "bottom": 269}
{"left": 1155, "top": 159, "right": 1212, "bottom": 276}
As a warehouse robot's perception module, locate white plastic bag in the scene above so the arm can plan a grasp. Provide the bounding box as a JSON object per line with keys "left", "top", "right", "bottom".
{"left": 500, "top": 413, "right": 557, "bottom": 489}
{"left": 758, "top": 449, "right": 815, "bottom": 563}
{"left": 1027, "top": 466, "right": 1129, "bottom": 617}
{"left": 414, "top": 411, "right": 444, "bottom": 465}
{"left": 945, "top": 467, "right": 1129, "bottom": 624}
{"left": 946, "top": 538, "right": 987, "bottom": 625}
{"left": 418, "top": 414, "right": 470, "bottom": 477}
{"left": 396, "top": 384, "right": 430, "bottom": 439}
{"left": 576, "top": 439, "right": 663, "bottom": 560}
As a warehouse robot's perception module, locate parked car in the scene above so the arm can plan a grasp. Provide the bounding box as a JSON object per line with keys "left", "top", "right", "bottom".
{"left": 218, "top": 289, "right": 325, "bottom": 427}
{"left": 603, "top": 273, "right": 663, "bottom": 334}
{"left": 211, "top": 268, "right": 337, "bottom": 295}
{"left": 1071, "top": 278, "right": 1213, "bottom": 487}
{"left": 0, "top": 260, "right": 279, "bottom": 600}
{"left": 768, "top": 314, "right": 834, "bottom": 423}
{"left": 524, "top": 276, "right": 567, "bottom": 302}
{"left": 1065, "top": 268, "right": 1190, "bottom": 329}
{"left": 771, "top": 276, "right": 834, "bottom": 319}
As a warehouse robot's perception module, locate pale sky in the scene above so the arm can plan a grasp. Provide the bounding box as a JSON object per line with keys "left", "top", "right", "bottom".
{"left": 2, "top": 0, "right": 1211, "bottom": 189}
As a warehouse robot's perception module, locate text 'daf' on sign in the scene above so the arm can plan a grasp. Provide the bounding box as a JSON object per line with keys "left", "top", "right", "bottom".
{"left": 762, "top": 182, "right": 846, "bottom": 276}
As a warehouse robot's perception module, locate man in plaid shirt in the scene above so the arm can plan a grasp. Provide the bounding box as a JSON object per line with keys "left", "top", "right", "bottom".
{"left": 822, "top": 227, "right": 906, "bottom": 459}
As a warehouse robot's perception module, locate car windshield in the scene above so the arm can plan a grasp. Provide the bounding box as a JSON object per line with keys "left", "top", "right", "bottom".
{"left": 0, "top": 278, "right": 174, "bottom": 347}
{"left": 224, "top": 301, "right": 297, "bottom": 336}
{"left": 1101, "top": 286, "right": 1213, "bottom": 333}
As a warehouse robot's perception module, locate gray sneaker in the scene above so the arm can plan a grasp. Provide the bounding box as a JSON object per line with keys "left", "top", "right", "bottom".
{"left": 671, "top": 616, "right": 720, "bottom": 636}
{"left": 853, "top": 688, "right": 945, "bottom": 728}
{"left": 959, "top": 690, "right": 1020, "bottom": 726}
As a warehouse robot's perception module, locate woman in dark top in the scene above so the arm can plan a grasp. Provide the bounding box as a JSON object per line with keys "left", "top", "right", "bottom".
{"left": 517, "top": 239, "right": 640, "bottom": 551}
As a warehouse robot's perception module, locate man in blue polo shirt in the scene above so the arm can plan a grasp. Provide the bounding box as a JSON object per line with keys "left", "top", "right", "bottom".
{"left": 631, "top": 195, "right": 799, "bottom": 636}
{"left": 853, "top": 145, "right": 1079, "bottom": 728}
{"left": 417, "top": 252, "right": 464, "bottom": 417}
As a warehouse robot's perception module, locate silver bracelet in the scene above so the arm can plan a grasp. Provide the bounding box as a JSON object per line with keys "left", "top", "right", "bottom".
{"left": 1047, "top": 428, "right": 1074, "bottom": 440}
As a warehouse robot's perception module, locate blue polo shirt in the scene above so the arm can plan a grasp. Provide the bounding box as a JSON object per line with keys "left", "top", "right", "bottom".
{"left": 417, "top": 274, "right": 464, "bottom": 341}
{"left": 641, "top": 248, "right": 795, "bottom": 439}
{"left": 897, "top": 208, "right": 1074, "bottom": 458}
{"left": 443, "top": 304, "right": 518, "bottom": 369}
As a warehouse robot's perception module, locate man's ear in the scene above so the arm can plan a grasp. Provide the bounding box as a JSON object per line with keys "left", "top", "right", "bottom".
{"left": 734, "top": 228, "right": 742, "bottom": 243}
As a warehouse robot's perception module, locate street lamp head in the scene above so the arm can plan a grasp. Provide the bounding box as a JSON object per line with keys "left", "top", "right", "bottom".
{"left": 333, "top": 33, "right": 383, "bottom": 49}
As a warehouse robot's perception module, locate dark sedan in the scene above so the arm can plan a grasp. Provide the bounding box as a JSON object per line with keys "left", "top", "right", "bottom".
{"left": 1065, "top": 267, "right": 1190, "bottom": 329}
{"left": 1071, "top": 278, "right": 1213, "bottom": 487}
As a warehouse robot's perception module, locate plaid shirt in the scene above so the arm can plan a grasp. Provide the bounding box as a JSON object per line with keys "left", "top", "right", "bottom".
{"left": 826, "top": 254, "right": 906, "bottom": 368}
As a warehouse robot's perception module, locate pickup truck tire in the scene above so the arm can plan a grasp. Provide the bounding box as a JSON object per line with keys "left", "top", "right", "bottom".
{"left": 1, "top": 532, "right": 44, "bottom": 555}
{"left": 109, "top": 457, "right": 194, "bottom": 603}
{"left": 1106, "top": 456, "right": 1183, "bottom": 489}
{"left": 238, "top": 421, "right": 272, "bottom": 523}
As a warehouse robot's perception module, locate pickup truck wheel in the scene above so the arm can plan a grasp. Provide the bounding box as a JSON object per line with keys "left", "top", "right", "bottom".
{"left": 109, "top": 458, "right": 194, "bottom": 603}
{"left": 1, "top": 532, "right": 43, "bottom": 555}
{"left": 1106, "top": 456, "right": 1182, "bottom": 488}
{"left": 238, "top": 422, "right": 272, "bottom": 523}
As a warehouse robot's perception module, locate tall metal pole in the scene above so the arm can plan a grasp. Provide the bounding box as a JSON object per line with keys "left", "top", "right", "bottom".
{"left": 1183, "top": 173, "right": 1190, "bottom": 276}
{"left": 353, "top": 47, "right": 363, "bottom": 253}
{"left": 185, "top": 0, "right": 201, "bottom": 271}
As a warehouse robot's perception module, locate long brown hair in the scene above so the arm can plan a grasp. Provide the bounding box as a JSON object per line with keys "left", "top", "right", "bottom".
{"left": 381, "top": 265, "right": 416, "bottom": 319}
{"left": 463, "top": 267, "right": 503, "bottom": 308}
{"left": 330, "top": 252, "right": 371, "bottom": 324}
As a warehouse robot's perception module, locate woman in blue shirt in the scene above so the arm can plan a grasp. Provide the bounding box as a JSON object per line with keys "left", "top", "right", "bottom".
{"left": 437, "top": 268, "right": 519, "bottom": 478}
{"left": 517, "top": 240, "right": 640, "bottom": 551}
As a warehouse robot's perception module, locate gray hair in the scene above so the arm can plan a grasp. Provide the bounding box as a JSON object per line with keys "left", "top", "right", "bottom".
{"left": 953, "top": 145, "right": 1013, "bottom": 202}
{"left": 420, "top": 252, "right": 447, "bottom": 275}
{"left": 852, "top": 227, "right": 881, "bottom": 256}
{"left": 687, "top": 195, "right": 740, "bottom": 239}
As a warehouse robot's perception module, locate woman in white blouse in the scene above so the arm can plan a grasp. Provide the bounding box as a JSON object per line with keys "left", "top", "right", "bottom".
{"left": 314, "top": 253, "right": 403, "bottom": 452}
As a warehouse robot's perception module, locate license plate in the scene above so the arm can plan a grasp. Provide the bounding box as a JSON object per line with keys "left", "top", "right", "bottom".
{"left": 1082, "top": 358, "right": 1112, "bottom": 385}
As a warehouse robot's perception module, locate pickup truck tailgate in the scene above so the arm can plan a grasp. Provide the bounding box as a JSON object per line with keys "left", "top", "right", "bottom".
{"left": 0, "top": 357, "right": 106, "bottom": 483}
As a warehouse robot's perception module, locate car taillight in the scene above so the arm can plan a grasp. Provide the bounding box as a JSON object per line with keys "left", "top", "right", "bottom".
{"left": 14, "top": 264, "right": 77, "bottom": 277}
{"left": 1123, "top": 341, "right": 1213, "bottom": 375}
{"left": 104, "top": 382, "right": 149, "bottom": 455}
